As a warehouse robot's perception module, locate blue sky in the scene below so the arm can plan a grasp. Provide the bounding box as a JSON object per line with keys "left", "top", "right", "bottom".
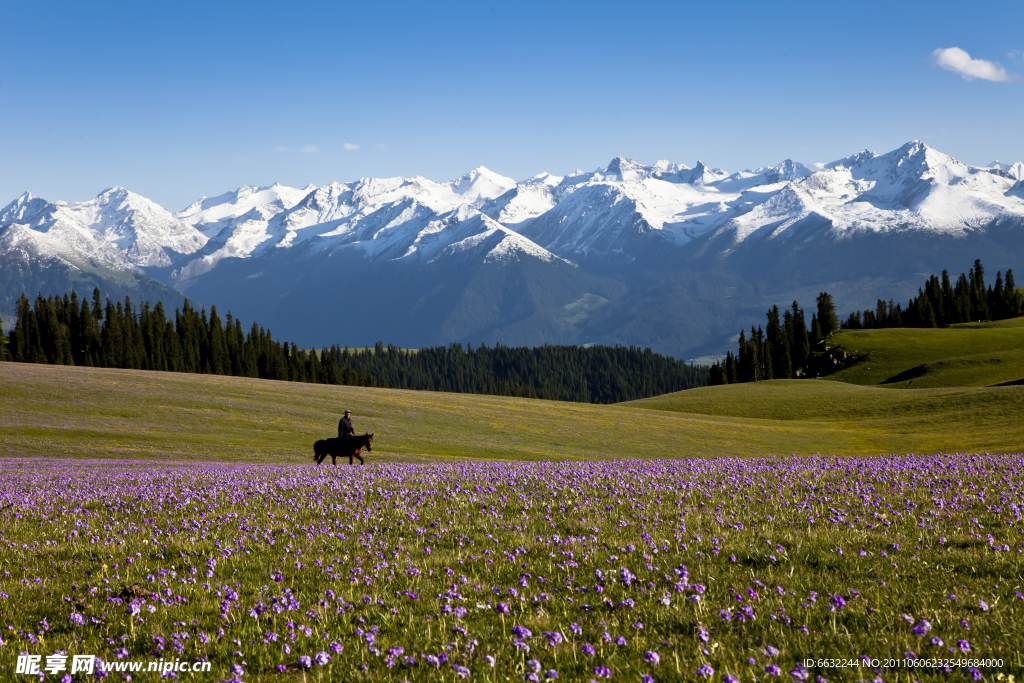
{"left": 1, "top": 0, "right": 1022, "bottom": 209}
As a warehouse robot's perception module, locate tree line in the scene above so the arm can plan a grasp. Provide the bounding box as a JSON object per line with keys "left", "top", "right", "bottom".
{"left": 324, "top": 341, "right": 708, "bottom": 404}
{"left": 707, "top": 294, "right": 832, "bottom": 385}
{"left": 843, "top": 260, "right": 1021, "bottom": 329}
{"left": 0, "top": 288, "right": 707, "bottom": 404}
{"left": 708, "top": 258, "right": 1022, "bottom": 386}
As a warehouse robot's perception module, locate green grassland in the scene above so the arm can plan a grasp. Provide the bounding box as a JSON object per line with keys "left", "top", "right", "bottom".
{"left": 828, "top": 316, "right": 1024, "bottom": 387}
{"left": 2, "top": 361, "right": 1022, "bottom": 461}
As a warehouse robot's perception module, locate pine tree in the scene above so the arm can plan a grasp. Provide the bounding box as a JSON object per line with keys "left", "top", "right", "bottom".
{"left": 923, "top": 297, "right": 937, "bottom": 328}
{"left": 207, "top": 305, "right": 228, "bottom": 375}
{"left": 755, "top": 326, "right": 771, "bottom": 381}
{"left": 875, "top": 299, "right": 888, "bottom": 328}
{"left": 970, "top": 259, "right": 988, "bottom": 320}
{"left": 91, "top": 287, "right": 103, "bottom": 321}
{"left": 11, "top": 294, "right": 35, "bottom": 362}
{"left": 811, "top": 313, "right": 822, "bottom": 346}
{"left": 940, "top": 270, "right": 953, "bottom": 323}
{"left": 766, "top": 304, "right": 791, "bottom": 379}
{"left": 1006, "top": 269, "right": 1021, "bottom": 316}
{"left": 725, "top": 351, "right": 737, "bottom": 384}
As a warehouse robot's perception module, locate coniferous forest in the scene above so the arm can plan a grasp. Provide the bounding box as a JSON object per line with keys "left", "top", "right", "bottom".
{"left": 0, "top": 288, "right": 708, "bottom": 404}
{"left": 709, "top": 259, "right": 1024, "bottom": 385}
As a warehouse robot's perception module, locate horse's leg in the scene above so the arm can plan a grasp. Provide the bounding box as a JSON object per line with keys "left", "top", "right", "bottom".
{"left": 356, "top": 451, "right": 364, "bottom": 465}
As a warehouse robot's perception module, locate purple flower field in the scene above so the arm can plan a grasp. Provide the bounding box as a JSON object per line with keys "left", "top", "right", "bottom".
{"left": 0, "top": 454, "right": 1022, "bottom": 681}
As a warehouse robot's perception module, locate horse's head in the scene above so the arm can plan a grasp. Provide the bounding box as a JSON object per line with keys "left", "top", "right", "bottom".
{"left": 365, "top": 433, "right": 374, "bottom": 451}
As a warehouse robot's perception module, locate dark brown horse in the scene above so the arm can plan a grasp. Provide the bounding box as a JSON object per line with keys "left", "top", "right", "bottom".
{"left": 313, "top": 433, "right": 374, "bottom": 466}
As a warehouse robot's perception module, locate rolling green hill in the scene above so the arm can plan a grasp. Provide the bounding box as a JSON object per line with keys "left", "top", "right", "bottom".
{"left": 826, "top": 315, "right": 1024, "bottom": 387}
{"left": 2, "top": 362, "right": 1021, "bottom": 462}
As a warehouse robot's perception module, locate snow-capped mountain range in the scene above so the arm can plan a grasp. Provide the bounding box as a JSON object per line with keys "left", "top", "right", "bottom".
{"left": 3, "top": 141, "right": 1024, "bottom": 357}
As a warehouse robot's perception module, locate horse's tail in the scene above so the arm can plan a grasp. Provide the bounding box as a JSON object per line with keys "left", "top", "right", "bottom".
{"left": 313, "top": 440, "right": 325, "bottom": 461}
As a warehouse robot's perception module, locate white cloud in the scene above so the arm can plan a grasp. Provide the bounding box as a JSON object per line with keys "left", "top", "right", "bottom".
{"left": 276, "top": 146, "right": 290, "bottom": 152}
{"left": 301, "top": 145, "right": 319, "bottom": 153}
{"left": 930, "top": 47, "right": 1018, "bottom": 82}
{"left": 813, "top": 162, "right": 825, "bottom": 169}
{"left": 344, "top": 143, "right": 359, "bottom": 150}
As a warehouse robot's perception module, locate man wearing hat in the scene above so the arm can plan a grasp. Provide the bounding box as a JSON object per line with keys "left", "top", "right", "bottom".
{"left": 338, "top": 410, "right": 354, "bottom": 443}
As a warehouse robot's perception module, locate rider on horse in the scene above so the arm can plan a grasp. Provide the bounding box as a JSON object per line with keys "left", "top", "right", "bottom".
{"left": 339, "top": 410, "right": 354, "bottom": 442}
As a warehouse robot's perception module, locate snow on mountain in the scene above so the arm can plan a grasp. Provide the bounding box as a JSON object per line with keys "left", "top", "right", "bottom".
{"left": 763, "top": 159, "right": 815, "bottom": 184}
{"left": 0, "top": 192, "right": 50, "bottom": 225}
{"left": 172, "top": 168, "right": 524, "bottom": 284}
{"left": 334, "top": 166, "right": 515, "bottom": 215}
{"left": 0, "top": 206, "right": 135, "bottom": 273}
{"left": 479, "top": 173, "right": 564, "bottom": 227}
{"left": 394, "top": 211, "right": 565, "bottom": 265}
{"left": 0, "top": 192, "right": 137, "bottom": 271}
{"left": 677, "top": 161, "right": 730, "bottom": 186}
{"left": 708, "top": 141, "right": 1024, "bottom": 245}
{"left": 986, "top": 160, "right": 1024, "bottom": 181}
{"left": 513, "top": 157, "right": 815, "bottom": 256}
{"left": 0, "top": 186, "right": 211, "bottom": 295}
{"left": 7, "top": 141, "right": 1024, "bottom": 289}
{"left": 514, "top": 168, "right": 721, "bottom": 256}
{"left": 177, "top": 183, "right": 314, "bottom": 239}
{"left": 56, "top": 187, "right": 208, "bottom": 267}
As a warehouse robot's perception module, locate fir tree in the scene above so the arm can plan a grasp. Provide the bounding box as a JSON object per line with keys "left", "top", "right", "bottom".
{"left": 1006, "top": 269, "right": 1020, "bottom": 315}
{"left": 725, "top": 351, "right": 737, "bottom": 384}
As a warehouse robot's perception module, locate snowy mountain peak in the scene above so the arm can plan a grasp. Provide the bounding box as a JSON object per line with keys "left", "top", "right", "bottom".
{"left": 67, "top": 187, "right": 208, "bottom": 266}
{"left": 764, "top": 160, "right": 815, "bottom": 184}
{"left": 985, "top": 161, "right": 1024, "bottom": 180}
{"left": 524, "top": 172, "right": 563, "bottom": 187}
{"left": 653, "top": 159, "right": 690, "bottom": 173}
{"left": 0, "top": 192, "right": 52, "bottom": 226}
{"left": 605, "top": 157, "right": 650, "bottom": 179}
{"left": 447, "top": 166, "right": 516, "bottom": 200}
{"left": 827, "top": 149, "right": 878, "bottom": 170}
{"left": 681, "top": 161, "right": 728, "bottom": 185}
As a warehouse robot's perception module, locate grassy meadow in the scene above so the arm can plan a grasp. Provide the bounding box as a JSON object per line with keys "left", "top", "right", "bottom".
{"left": 829, "top": 316, "right": 1024, "bottom": 388}
{"left": 2, "top": 326, "right": 1024, "bottom": 682}
{"left": 2, "top": 455, "right": 1022, "bottom": 683}
{"left": 3, "top": 362, "right": 1024, "bottom": 461}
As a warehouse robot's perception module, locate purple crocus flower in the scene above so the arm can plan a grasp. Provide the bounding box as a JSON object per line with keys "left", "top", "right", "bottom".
{"left": 512, "top": 625, "right": 533, "bottom": 639}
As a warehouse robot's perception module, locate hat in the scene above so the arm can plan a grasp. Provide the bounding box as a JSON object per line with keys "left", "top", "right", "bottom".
{"left": 344, "top": 410, "right": 352, "bottom": 415}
